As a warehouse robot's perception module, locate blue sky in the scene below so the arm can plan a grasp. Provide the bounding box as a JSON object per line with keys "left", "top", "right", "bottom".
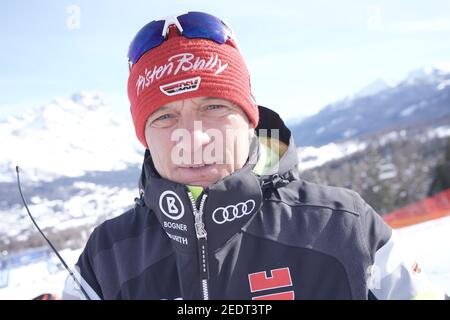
{"left": 1, "top": 0, "right": 450, "bottom": 122}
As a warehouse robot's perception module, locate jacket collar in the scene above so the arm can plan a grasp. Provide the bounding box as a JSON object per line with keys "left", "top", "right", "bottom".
{"left": 140, "top": 136, "right": 262, "bottom": 253}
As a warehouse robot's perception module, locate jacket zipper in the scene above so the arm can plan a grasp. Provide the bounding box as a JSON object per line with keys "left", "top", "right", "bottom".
{"left": 187, "top": 192, "right": 210, "bottom": 300}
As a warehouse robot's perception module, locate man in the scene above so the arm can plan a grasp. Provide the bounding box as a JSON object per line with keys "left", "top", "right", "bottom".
{"left": 63, "top": 11, "right": 448, "bottom": 300}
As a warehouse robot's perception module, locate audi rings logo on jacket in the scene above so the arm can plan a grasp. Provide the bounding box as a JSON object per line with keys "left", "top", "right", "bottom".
{"left": 212, "top": 199, "right": 256, "bottom": 225}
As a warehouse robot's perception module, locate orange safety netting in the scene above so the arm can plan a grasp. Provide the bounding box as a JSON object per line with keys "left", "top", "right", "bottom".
{"left": 383, "top": 189, "right": 450, "bottom": 229}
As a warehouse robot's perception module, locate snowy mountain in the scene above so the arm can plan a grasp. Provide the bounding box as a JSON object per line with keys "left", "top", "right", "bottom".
{"left": 0, "top": 92, "right": 144, "bottom": 252}
{"left": 353, "top": 78, "right": 397, "bottom": 99}
{"left": 0, "top": 91, "right": 143, "bottom": 183}
{"left": 291, "top": 64, "right": 450, "bottom": 147}
{"left": 294, "top": 64, "right": 450, "bottom": 215}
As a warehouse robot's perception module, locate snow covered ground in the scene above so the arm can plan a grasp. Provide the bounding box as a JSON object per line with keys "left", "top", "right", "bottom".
{"left": 297, "top": 125, "right": 450, "bottom": 172}
{"left": 397, "top": 215, "right": 450, "bottom": 295}
{"left": 0, "top": 183, "right": 136, "bottom": 242}
{"left": 0, "top": 216, "right": 449, "bottom": 299}
{"left": 0, "top": 248, "right": 82, "bottom": 300}
{"left": 297, "top": 140, "right": 367, "bottom": 171}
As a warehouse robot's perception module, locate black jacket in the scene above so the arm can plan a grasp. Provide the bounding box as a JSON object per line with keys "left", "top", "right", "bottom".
{"left": 63, "top": 106, "right": 447, "bottom": 300}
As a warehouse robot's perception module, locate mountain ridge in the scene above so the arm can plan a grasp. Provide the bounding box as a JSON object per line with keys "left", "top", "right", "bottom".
{"left": 290, "top": 64, "right": 450, "bottom": 147}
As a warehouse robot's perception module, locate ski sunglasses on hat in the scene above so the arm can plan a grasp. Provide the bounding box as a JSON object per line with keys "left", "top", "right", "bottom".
{"left": 127, "top": 11, "right": 236, "bottom": 69}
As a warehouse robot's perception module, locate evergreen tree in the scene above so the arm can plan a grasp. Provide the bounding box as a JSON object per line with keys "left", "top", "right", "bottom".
{"left": 428, "top": 137, "right": 450, "bottom": 196}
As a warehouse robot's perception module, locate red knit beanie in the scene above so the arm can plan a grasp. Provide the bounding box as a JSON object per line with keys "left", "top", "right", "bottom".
{"left": 127, "top": 26, "right": 259, "bottom": 148}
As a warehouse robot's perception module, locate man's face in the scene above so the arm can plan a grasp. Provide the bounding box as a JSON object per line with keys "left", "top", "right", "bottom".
{"left": 145, "top": 97, "right": 254, "bottom": 187}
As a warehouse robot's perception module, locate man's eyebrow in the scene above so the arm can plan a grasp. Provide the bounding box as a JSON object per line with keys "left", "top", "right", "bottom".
{"left": 197, "top": 97, "right": 237, "bottom": 107}
{"left": 154, "top": 98, "right": 234, "bottom": 114}
{"left": 200, "top": 97, "right": 227, "bottom": 102}
{"left": 153, "top": 105, "right": 171, "bottom": 112}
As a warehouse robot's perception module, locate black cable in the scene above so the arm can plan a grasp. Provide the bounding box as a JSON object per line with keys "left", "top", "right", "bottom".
{"left": 15, "top": 166, "right": 91, "bottom": 300}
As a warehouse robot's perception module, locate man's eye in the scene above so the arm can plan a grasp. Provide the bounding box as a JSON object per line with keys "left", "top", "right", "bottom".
{"left": 206, "top": 104, "right": 226, "bottom": 111}
{"left": 150, "top": 113, "right": 176, "bottom": 128}
{"left": 155, "top": 114, "right": 171, "bottom": 121}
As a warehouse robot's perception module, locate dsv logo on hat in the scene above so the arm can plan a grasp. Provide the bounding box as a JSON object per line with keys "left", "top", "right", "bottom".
{"left": 160, "top": 76, "right": 201, "bottom": 96}
{"left": 159, "top": 191, "right": 184, "bottom": 220}
{"left": 212, "top": 199, "right": 256, "bottom": 225}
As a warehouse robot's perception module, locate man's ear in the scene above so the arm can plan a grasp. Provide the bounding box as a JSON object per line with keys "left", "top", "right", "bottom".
{"left": 249, "top": 128, "right": 256, "bottom": 141}
{"left": 144, "top": 123, "right": 153, "bottom": 150}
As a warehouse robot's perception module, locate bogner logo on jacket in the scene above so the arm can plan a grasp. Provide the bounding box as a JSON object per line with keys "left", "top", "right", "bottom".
{"left": 159, "top": 191, "right": 184, "bottom": 220}
{"left": 63, "top": 106, "right": 447, "bottom": 300}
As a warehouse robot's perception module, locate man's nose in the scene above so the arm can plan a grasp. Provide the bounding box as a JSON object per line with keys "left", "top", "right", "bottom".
{"left": 192, "top": 127, "right": 211, "bottom": 149}
{"left": 178, "top": 117, "right": 212, "bottom": 152}
{"left": 191, "top": 121, "right": 211, "bottom": 151}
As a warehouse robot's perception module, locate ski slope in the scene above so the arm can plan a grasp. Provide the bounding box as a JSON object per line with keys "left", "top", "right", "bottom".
{"left": 396, "top": 215, "right": 450, "bottom": 295}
